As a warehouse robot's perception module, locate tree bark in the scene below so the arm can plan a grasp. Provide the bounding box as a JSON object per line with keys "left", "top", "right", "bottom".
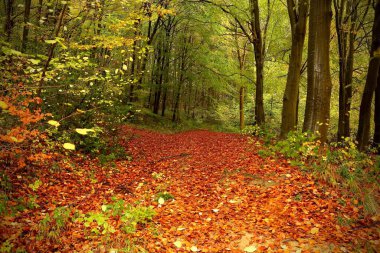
{"left": 4, "top": 0, "right": 14, "bottom": 41}
{"left": 129, "top": 19, "right": 141, "bottom": 102}
{"left": 250, "top": 0, "right": 265, "bottom": 126}
{"left": 21, "top": 0, "right": 32, "bottom": 52}
{"left": 356, "top": 0, "right": 380, "bottom": 150}
{"left": 239, "top": 86, "right": 245, "bottom": 130}
{"left": 334, "top": 0, "right": 358, "bottom": 140}
{"left": 280, "top": 0, "right": 309, "bottom": 137}
{"left": 374, "top": 69, "right": 380, "bottom": 152}
{"left": 37, "top": 4, "right": 68, "bottom": 97}
{"left": 303, "top": 0, "right": 333, "bottom": 143}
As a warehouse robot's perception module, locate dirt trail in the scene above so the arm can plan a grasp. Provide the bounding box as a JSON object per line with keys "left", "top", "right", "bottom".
{"left": 2, "top": 127, "right": 378, "bottom": 252}
{"left": 121, "top": 127, "right": 378, "bottom": 252}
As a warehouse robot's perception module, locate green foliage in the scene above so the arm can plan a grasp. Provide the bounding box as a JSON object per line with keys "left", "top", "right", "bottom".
{"left": 82, "top": 211, "right": 115, "bottom": 235}
{"left": 26, "top": 194, "right": 40, "bottom": 209}
{"left": 242, "top": 125, "right": 266, "bottom": 137}
{"left": 0, "top": 193, "right": 8, "bottom": 215}
{"left": 119, "top": 205, "right": 155, "bottom": 234}
{"left": 251, "top": 133, "right": 379, "bottom": 215}
{"left": 242, "top": 125, "right": 276, "bottom": 145}
{"left": 38, "top": 206, "right": 71, "bottom": 240}
{"left": 0, "top": 171, "right": 12, "bottom": 192}
{"left": 0, "top": 240, "right": 13, "bottom": 253}
{"left": 156, "top": 192, "right": 174, "bottom": 201}
{"left": 28, "top": 179, "right": 42, "bottom": 192}
{"left": 273, "top": 131, "right": 319, "bottom": 161}
{"left": 77, "top": 198, "right": 156, "bottom": 236}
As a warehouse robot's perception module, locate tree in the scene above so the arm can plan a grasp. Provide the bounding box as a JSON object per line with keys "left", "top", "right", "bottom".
{"left": 4, "top": 0, "right": 14, "bottom": 41}
{"left": 374, "top": 76, "right": 380, "bottom": 152}
{"left": 249, "top": 0, "right": 266, "bottom": 125}
{"left": 333, "top": 0, "right": 370, "bottom": 141}
{"left": 280, "top": 0, "right": 309, "bottom": 137}
{"left": 21, "top": 0, "right": 32, "bottom": 52}
{"left": 303, "top": 0, "right": 333, "bottom": 143}
{"left": 356, "top": 0, "right": 380, "bottom": 150}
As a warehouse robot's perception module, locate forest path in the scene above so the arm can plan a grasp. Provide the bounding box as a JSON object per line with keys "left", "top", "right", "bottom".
{"left": 120, "top": 127, "right": 373, "bottom": 252}
{"left": 3, "top": 127, "right": 376, "bottom": 252}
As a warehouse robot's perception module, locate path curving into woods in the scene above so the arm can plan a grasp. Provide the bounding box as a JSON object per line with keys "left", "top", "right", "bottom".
{"left": 1, "top": 127, "right": 378, "bottom": 252}
{"left": 121, "top": 127, "right": 378, "bottom": 252}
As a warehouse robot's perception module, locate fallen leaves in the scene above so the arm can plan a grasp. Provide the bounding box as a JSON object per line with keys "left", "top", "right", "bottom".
{"left": 1, "top": 127, "right": 379, "bottom": 252}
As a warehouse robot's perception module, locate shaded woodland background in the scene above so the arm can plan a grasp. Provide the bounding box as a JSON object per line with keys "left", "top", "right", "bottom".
{"left": 1, "top": 1, "right": 380, "bottom": 252}
{"left": 0, "top": 0, "right": 379, "bottom": 149}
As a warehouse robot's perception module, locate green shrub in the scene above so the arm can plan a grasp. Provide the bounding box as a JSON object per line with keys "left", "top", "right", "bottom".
{"left": 38, "top": 206, "right": 71, "bottom": 240}
{"left": 156, "top": 192, "right": 174, "bottom": 201}
{"left": 77, "top": 198, "right": 156, "bottom": 236}
{"left": 273, "top": 131, "right": 319, "bottom": 161}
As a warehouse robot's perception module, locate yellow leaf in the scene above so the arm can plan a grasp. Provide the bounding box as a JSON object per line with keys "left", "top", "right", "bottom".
{"left": 244, "top": 245, "right": 257, "bottom": 252}
{"left": 158, "top": 197, "right": 165, "bottom": 205}
{"left": 310, "top": 227, "right": 319, "bottom": 234}
{"left": 63, "top": 143, "right": 75, "bottom": 150}
{"left": 10, "top": 136, "right": 23, "bottom": 143}
{"left": 173, "top": 240, "right": 182, "bottom": 248}
{"left": 48, "top": 120, "right": 60, "bottom": 127}
{"left": 190, "top": 246, "right": 199, "bottom": 252}
{"left": 75, "top": 128, "right": 95, "bottom": 135}
{"left": 0, "top": 101, "right": 8, "bottom": 110}
{"left": 122, "top": 64, "right": 128, "bottom": 71}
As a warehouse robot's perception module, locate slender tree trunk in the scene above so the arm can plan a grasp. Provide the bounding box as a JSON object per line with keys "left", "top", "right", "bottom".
{"left": 21, "top": 0, "right": 32, "bottom": 52}
{"left": 4, "top": 0, "right": 14, "bottom": 41}
{"left": 153, "top": 37, "right": 165, "bottom": 114}
{"left": 234, "top": 25, "right": 248, "bottom": 130}
{"left": 357, "top": 0, "right": 380, "bottom": 150}
{"left": 374, "top": 70, "right": 380, "bottom": 152}
{"left": 161, "top": 87, "right": 167, "bottom": 116}
{"left": 303, "top": 0, "right": 333, "bottom": 143}
{"left": 280, "top": 0, "right": 309, "bottom": 137}
{"left": 129, "top": 19, "right": 141, "bottom": 102}
{"left": 335, "top": 0, "right": 358, "bottom": 140}
{"left": 37, "top": 4, "right": 68, "bottom": 97}
{"left": 37, "top": 0, "right": 43, "bottom": 23}
{"left": 239, "top": 86, "right": 245, "bottom": 130}
{"left": 250, "top": 0, "right": 265, "bottom": 126}
{"left": 137, "top": 12, "right": 161, "bottom": 87}
{"left": 172, "top": 83, "right": 181, "bottom": 122}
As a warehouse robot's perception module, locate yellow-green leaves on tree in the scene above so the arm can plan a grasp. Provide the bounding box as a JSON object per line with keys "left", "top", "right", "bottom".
{"left": 75, "top": 128, "right": 95, "bottom": 135}
{"left": 48, "top": 120, "right": 60, "bottom": 127}
{"left": 0, "top": 101, "right": 8, "bottom": 110}
{"left": 63, "top": 143, "right": 76, "bottom": 150}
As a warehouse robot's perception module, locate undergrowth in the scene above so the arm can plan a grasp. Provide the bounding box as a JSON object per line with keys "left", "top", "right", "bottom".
{"left": 244, "top": 126, "right": 380, "bottom": 215}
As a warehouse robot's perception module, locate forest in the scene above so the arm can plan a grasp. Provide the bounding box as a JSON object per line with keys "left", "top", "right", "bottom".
{"left": 0, "top": 0, "right": 380, "bottom": 252}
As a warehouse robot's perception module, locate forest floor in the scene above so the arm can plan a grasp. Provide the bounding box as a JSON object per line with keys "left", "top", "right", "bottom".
{"left": 1, "top": 126, "right": 379, "bottom": 252}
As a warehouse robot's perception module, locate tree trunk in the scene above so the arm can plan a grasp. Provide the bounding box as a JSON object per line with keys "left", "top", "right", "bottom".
{"left": 161, "top": 88, "right": 167, "bottom": 116}
{"left": 280, "top": 0, "right": 309, "bottom": 137}
{"left": 250, "top": 0, "right": 265, "bottom": 126}
{"left": 239, "top": 86, "right": 245, "bottom": 130}
{"left": 4, "top": 0, "right": 14, "bottom": 41}
{"left": 374, "top": 70, "right": 380, "bottom": 152}
{"left": 335, "top": 0, "right": 358, "bottom": 141}
{"left": 303, "top": 0, "right": 333, "bottom": 143}
{"left": 356, "top": 0, "right": 380, "bottom": 150}
{"left": 129, "top": 19, "right": 141, "bottom": 102}
{"left": 21, "top": 0, "right": 32, "bottom": 52}
{"left": 37, "top": 4, "right": 68, "bottom": 97}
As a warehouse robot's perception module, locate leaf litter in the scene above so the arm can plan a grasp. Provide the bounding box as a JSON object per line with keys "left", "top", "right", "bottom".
{"left": 1, "top": 126, "right": 379, "bottom": 252}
